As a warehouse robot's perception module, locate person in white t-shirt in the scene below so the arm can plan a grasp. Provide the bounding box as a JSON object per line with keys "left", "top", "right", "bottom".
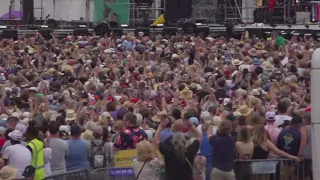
{"left": 274, "top": 101, "right": 292, "bottom": 127}
{"left": 2, "top": 130, "right": 31, "bottom": 179}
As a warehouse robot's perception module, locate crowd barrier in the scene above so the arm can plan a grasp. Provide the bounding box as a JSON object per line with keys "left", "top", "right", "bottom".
{"left": 234, "top": 159, "right": 313, "bottom": 180}
{"left": 42, "top": 159, "right": 313, "bottom": 180}
{"left": 44, "top": 169, "right": 90, "bottom": 180}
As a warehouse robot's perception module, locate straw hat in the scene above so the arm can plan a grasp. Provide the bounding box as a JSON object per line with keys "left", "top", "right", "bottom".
{"left": 179, "top": 88, "right": 193, "bottom": 99}
{"left": 61, "top": 64, "right": 74, "bottom": 73}
{"left": 65, "top": 109, "right": 76, "bottom": 121}
{"left": 248, "top": 48, "right": 258, "bottom": 57}
{"left": 250, "top": 89, "right": 260, "bottom": 96}
{"left": 151, "top": 111, "right": 167, "bottom": 123}
{"left": 264, "top": 63, "right": 274, "bottom": 71}
{"left": 232, "top": 59, "right": 243, "bottom": 66}
{"left": 236, "top": 105, "right": 253, "bottom": 116}
{"left": 243, "top": 56, "right": 252, "bottom": 64}
{"left": 254, "top": 42, "right": 265, "bottom": 50}
{"left": 0, "top": 166, "right": 18, "bottom": 180}
{"left": 189, "top": 83, "right": 202, "bottom": 91}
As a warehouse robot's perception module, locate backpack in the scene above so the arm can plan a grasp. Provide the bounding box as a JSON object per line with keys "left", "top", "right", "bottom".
{"left": 90, "top": 141, "right": 107, "bottom": 168}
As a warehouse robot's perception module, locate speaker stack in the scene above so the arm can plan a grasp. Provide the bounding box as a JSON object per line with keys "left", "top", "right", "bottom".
{"left": 22, "top": 0, "right": 34, "bottom": 24}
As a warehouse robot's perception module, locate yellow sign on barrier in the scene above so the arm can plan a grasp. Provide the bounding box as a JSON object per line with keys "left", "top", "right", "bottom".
{"left": 113, "top": 150, "right": 163, "bottom": 168}
{"left": 114, "top": 150, "right": 136, "bottom": 167}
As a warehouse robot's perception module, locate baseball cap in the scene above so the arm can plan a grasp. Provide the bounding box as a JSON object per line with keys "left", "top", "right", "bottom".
{"left": 8, "top": 130, "right": 22, "bottom": 141}
{"left": 265, "top": 111, "right": 276, "bottom": 121}
{"left": 22, "top": 165, "right": 36, "bottom": 178}
{"left": 59, "top": 130, "right": 69, "bottom": 137}
{"left": 226, "top": 113, "right": 236, "bottom": 121}
{"left": 70, "top": 125, "right": 81, "bottom": 136}
{"left": 278, "top": 120, "right": 290, "bottom": 128}
{"left": 200, "top": 111, "right": 212, "bottom": 124}
{"left": 189, "top": 117, "right": 199, "bottom": 125}
{"left": 291, "top": 115, "right": 302, "bottom": 125}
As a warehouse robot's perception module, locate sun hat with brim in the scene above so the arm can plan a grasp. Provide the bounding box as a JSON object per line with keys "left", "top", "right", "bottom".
{"left": 243, "top": 56, "right": 252, "bottom": 64}
{"left": 252, "top": 57, "right": 261, "bottom": 65}
{"left": 264, "top": 63, "right": 274, "bottom": 71}
{"left": 0, "top": 166, "right": 18, "bottom": 180}
{"left": 179, "top": 88, "right": 193, "bottom": 99}
{"left": 189, "top": 83, "right": 202, "bottom": 91}
{"left": 232, "top": 59, "right": 243, "bottom": 66}
{"left": 254, "top": 42, "right": 265, "bottom": 50}
{"left": 248, "top": 48, "right": 258, "bottom": 57}
{"left": 200, "top": 111, "right": 212, "bottom": 124}
{"left": 65, "top": 109, "right": 76, "bottom": 121}
{"left": 151, "top": 111, "right": 167, "bottom": 123}
{"left": 250, "top": 89, "right": 260, "bottom": 96}
{"left": 236, "top": 105, "right": 253, "bottom": 116}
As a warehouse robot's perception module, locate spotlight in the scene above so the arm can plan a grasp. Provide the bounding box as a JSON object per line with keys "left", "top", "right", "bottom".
{"left": 182, "top": 19, "right": 196, "bottom": 34}
{"left": 94, "top": 22, "right": 109, "bottom": 36}
{"left": 73, "top": 25, "right": 89, "bottom": 36}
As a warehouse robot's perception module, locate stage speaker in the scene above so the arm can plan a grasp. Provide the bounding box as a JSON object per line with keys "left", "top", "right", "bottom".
{"left": 165, "top": 0, "right": 192, "bottom": 22}
{"left": 2, "top": 29, "right": 18, "bottom": 40}
{"left": 73, "top": 28, "right": 89, "bottom": 36}
{"left": 22, "top": 0, "right": 34, "bottom": 24}
{"left": 39, "top": 28, "right": 53, "bottom": 40}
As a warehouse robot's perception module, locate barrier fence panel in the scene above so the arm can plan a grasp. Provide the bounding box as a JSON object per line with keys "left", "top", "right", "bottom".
{"left": 44, "top": 169, "right": 90, "bottom": 180}
{"left": 234, "top": 159, "right": 313, "bottom": 180}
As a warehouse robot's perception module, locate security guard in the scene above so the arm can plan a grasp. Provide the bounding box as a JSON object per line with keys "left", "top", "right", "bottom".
{"left": 26, "top": 121, "right": 45, "bottom": 180}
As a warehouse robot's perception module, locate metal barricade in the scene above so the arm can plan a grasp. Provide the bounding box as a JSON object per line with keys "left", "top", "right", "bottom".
{"left": 234, "top": 159, "right": 313, "bottom": 180}
{"left": 44, "top": 169, "right": 90, "bottom": 180}
{"left": 91, "top": 167, "right": 135, "bottom": 180}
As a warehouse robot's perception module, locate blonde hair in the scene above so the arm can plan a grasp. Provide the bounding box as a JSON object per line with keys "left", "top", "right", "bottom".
{"left": 112, "top": 120, "right": 124, "bottom": 131}
{"left": 238, "top": 127, "right": 251, "bottom": 143}
{"left": 136, "top": 140, "right": 155, "bottom": 161}
{"left": 252, "top": 125, "right": 267, "bottom": 145}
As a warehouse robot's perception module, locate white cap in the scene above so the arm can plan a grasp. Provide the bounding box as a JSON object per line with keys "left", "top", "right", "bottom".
{"left": 8, "top": 130, "right": 22, "bottom": 141}
{"left": 200, "top": 111, "right": 212, "bottom": 124}
{"left": 265, "top": 111, "right": 276, "bottom": 121}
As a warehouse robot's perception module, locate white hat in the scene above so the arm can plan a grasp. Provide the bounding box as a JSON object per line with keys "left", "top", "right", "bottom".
{"left": 8, "top": 130, "right": 22, "bottom": 141}
{"left": 172, "top": 54, "right": 179, "bottom": 59}
{"left": 223, "top": 98, "right": 231, "bottom": 106}
{"left": 200, "top": 111, "right": 212, "bottom": 124}
{"left": 11, "top": 112, "right": 20, "bottom": 118}
{"left": 29, "top": 87, "right": 38, "bottom": 92}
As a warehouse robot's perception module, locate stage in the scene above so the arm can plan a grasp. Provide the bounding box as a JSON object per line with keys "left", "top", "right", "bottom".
{"left": 9, "top": 23, "right": 320, "bottom": 38}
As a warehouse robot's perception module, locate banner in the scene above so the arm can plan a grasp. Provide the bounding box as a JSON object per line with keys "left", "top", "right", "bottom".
{"left": 114, "top": 150, "right": 136, "bottom": 167}
{"left": 94, "top": 0, "right": 130, "bottom": 25}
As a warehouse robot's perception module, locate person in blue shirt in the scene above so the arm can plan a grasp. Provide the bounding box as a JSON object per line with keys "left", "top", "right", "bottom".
{"left": 277, "top": 115, "right": 302, "bottom": 156}
{"left": 66, "top": 125, "right": 90, "bottom": 171}
{"left": 209, "top": 120, "right": 236, "bottom": 180}
{"left": 200, "top": 123, "right": 213, "bottom": 180}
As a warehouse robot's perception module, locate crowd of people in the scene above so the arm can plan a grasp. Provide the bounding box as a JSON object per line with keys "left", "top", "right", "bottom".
{"left": 0, "top": 29, "right": 313, "bottom": 180}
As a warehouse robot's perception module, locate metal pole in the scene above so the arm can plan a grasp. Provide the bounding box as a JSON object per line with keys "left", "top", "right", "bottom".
{"left": 53, "top": 0, "right": 56, "bottom": 19}
{"left": 311, "top": 48, "right": 320, "bottom": 180}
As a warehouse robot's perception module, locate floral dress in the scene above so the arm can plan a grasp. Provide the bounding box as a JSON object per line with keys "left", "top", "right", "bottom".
{"left": 114, "top": 126, "right": 148, "bottom": 150}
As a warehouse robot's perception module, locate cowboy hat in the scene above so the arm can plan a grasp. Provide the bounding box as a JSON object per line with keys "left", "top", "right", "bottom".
{"left": 0, "top": 166, "right": 18, "bottom": 180}
{"left": 248, "top": 48, "right": 258, "bottom": 57}
{"left": 179, "top": 88, "right": 193, "bottom": 99}
{"left": 189, "top": 83, "right": 202, "bottom": 91}
{"left": 65, "top": 109, "right": 76, "bottom": 121}
{"left": 250, "top": 89, "right": 260, "bottom": 96}
{"left": 264, "top": 63, "right": 274, "bottom": 71}
{"left": 232, "top": 59, "right": 243, "bottom": 66}
{"left": 236, "top": 105, "right": 253, "bottom": 116}
{"left": 254, "top": 42, "right": 265, "bottom": 50}
{"left": 242, "top": 56, "right": 252, "bottom": 64}
{"left": 151, "top": 111, "right": 167, "bottom": 123}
